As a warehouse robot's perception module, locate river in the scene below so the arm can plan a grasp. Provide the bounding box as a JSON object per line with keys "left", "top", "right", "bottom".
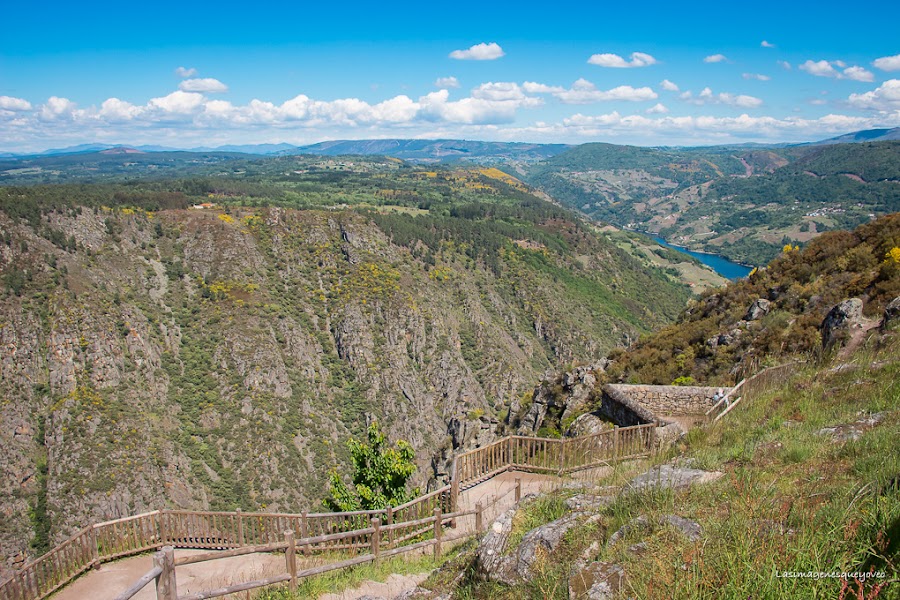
{"left": 652, "top": 237, "right": 753, "bottom": 280}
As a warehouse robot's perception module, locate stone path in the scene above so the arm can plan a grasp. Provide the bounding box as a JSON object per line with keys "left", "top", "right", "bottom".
{"left": 50, "top": 470, "right": 562, "bottom": 600}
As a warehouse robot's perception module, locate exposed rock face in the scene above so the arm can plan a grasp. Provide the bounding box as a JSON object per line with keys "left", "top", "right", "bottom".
{"left": 744, "top": 298, "right": 770, "bottom": 321}
{"left": 821, "top": 298, "right": 864, "bottom": 348}
{"left": 654, "top": 421, "right": 687, "bottom": 452}
{"left": 566, "top": 412, "right": 612, "bottom": 438}
{"left": 1, "top": 205, "right": 674, "bottom": 575}
{"left": 883, "top": 296, "right": 900, "bottom": 330}
{"left": 476, "top": 502, "right": 583, "bottom": 585}
{"left": 511, "top": 362, "right": 607, "bottom": 435}
{"left": 569, "top": 561, "right": 626, "bottom": 600}
{"left": 607, "top": 514, "right": 702, "bottom": 548}
{"left": 624, "top": 465, "right": 723, "bottom": 494}
{"left": 817, "top": 412, "right": 885, "bottom": 442}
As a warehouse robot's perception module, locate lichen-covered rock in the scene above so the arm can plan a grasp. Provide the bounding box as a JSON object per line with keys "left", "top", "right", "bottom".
{"left": 882, "top": 296, "right": 900, "bottom": 330}
{"left": 566, "top": 412, "right": 612, "bottom": 438}
{"left": 476, "top": 506, "right": 583, "bottom": 585}
{"left": 821, "top": 298, "right": 864, "bottom": 348}
{"left": 744, "top": 298, "right": 770, "bottom": 321}
{"left": 569, "top": 561, "right": 626, "bottom": 600}
{"left": 624, "top": 465, "right": 723, "bottom": 494}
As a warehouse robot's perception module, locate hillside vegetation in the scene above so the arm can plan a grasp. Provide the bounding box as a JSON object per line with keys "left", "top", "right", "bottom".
{"left": 516, "top": 141, "right": 900, "bottom": 265}
{"left": 601, "top": 213, "right": 900, "bottom": 387}
{"left": 0, "top": 161, "right": 692, "bottom": 576}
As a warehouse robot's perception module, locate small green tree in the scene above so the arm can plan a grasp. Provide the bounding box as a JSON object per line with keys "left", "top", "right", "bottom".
{"left": 324, "top": 421, "right": 419, "bottom": 511}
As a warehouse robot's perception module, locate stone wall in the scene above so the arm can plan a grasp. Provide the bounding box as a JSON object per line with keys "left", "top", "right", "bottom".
{"left": 600, "top": 384, "right": 730, "bottom": 426}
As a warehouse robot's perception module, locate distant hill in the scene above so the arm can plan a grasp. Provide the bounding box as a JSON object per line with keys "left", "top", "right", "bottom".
{"left": 809, "top": 127, "right": 900, "bottom": 145}
{"left": 516, "top": 140, "right": 900, "bottom": 265}
{"left": 287, "top": 139, "right": 571, "bottom": 162}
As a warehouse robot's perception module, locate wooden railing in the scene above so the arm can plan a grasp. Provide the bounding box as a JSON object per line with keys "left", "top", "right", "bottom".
{"left": 0, "top": 424, "right": 655, "bottom": 600}
{"left": 706, "top": 362, "right": 798, "bottom": 422}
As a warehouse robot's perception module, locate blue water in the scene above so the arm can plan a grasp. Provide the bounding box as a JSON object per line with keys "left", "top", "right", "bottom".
{"left": 652, "top": 237, "right": 753, "bottom": 280}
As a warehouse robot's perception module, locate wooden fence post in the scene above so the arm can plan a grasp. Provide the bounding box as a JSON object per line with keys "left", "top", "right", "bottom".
{"left": 433, "top": 507, "right": 442, "bottom": 559}
{"left": 90, "top": 525, "right": 101, "bottom": 569}
{"left": 386, "top": 506, "right": 394, "bottom": 547}
{"left": 613, "top": 426, "right": 619, "bottom": 461}
{"left": 154, "top": 546, "right": 177, "bottom": 600}
{"left": 515, "top": 478, "right": 521, "bottom": 503}
{"left": 158, "top": 510, "right": 168, "bottom": 549}
{"left": 559, "top": 440, "right": 566, "bottom": 475}
{"left": 371, "top": 518, "right": 381, "bottom": 563}
{"left": 284, "top": 531, "right": 297, "bottom": 592}
{"left": 475, "top": 502, "right": 483, "bottom": 533}
{"left": 236, "top": 509, "right": 244, "bottom": 546}
{"left": 300, "top": 511, "right": 309, "bottom": 556}
{"left": 507, "top": 437, "right": 513, "bottom": 471}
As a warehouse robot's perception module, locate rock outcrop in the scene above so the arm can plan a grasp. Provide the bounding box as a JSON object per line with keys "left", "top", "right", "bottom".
{"left": 821, "top": 298, "right": 864, "bottom": 348}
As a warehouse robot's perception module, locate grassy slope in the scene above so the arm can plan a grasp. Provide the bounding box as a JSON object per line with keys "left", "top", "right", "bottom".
{"left": 427, "top": 334, "right": 900, "bottom": 599}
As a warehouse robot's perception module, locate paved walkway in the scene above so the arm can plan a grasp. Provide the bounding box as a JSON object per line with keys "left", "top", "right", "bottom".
{"left": 50, "top": 470, "right": 564, "bottom": 600}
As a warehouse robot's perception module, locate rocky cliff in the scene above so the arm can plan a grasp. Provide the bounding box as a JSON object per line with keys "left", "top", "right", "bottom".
{"left": 0, "top": 197, "right": 690, "bottom": 574}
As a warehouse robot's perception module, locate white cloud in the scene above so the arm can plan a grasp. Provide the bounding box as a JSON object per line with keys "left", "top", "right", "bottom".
{"left": 523, "top": 81, "right": 565, "bottom": 94}
{"left": 524, "top": 79, "right": 656, "bottom": 104}
{"left": 800, "top": 60, "right": 839, "bottom": 77}
{"left": 704, "top": 54, "right": 728, "bottom": 63}
{"left": 449, "top": 42, "right": 505, "bottom": 61}
{"left": 842, "top": 66, "right": 875, "bottom": 82}
{"left": 40, "top": 97, "right": 77, "bottom": 120}
{"left": 799, "top": 60, "right": 874, "bottom": 81}
{"left": 178, "top": 78, "right": 229, "bottom": 93}
{"left": 646, "top": 103, "right": 669, "bottom": 114}
{"left": 778, "top": 60, "right": 792, "bottom": 70}
{"left": 550, "top": 111, "right": 891, "bottom": 142}
{"left": 761, "top": 40, "right": 776, "bottom": 48}
{"left": 0, "top": 96, "right": 32, "bottom": 111}
{"left": 175, "top": 66, "right": 198, "bottom": 78}
{"left": 873, "top": 54, "right": 900, "bottom": 72}
{"left": 435, "top": 76, "right": 460, "bottom": 89}
{"left": 99, "top": 98, "right": 144, "bottom": 121}
{"left": 587, "top": 51, "right": 657, "bottom": 68}
{"left": 680, "top": 87, "right": 763, "bottom": 108}
{"left": 660, "top": 79, "right": 679, "bottom": 92}
{"left": 148, "top": 91, "right": 206, "bottom": 114}
{"left": 743, "top": 73, "right": 771, "bottom": 81}
{"left": 848, "top": 79, "right": 900, "bottom": 111}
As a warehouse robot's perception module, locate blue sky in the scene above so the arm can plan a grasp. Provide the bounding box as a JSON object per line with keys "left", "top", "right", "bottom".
{"left": 1, "top": 0, "right": 899, "bottom": 152}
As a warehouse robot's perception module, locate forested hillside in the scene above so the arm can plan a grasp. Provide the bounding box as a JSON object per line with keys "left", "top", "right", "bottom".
{"left": 515, "top": 141, "right": 900, "bottom": 265}
{"left": 0, "top": 160, "right": 691, "bottom": 576}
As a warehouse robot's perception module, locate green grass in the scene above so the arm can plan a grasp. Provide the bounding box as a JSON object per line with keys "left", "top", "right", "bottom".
{"left": 428, "top": 334, "right": 900, "bottom": 599}
{"left": 253, "top": 552, "right": 447, "bottom": 599}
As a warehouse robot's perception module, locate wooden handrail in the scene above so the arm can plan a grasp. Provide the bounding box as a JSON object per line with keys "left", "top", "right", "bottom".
{"left": 1, "top": 421, "right": 663, "bottom": 600}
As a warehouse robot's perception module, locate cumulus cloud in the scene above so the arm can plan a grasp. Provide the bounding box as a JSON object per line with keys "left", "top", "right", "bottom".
{"left": 175, "top": 66, "right": 198, "bottom": 78}
{"left": 587, "top": 51, "right": 657, "bottom": 68}
{"left": 148, "top": 91, "right": 206, "bottom": 114}
{"left": 799, "top": 60, "right": 874, "bottom": 81}
{"left": 743, "top": 73, "right": 771, "bottom": 81}
{"left": 660, "top": 79, "right": 680, "bottom": 92}
{"left": 435, "top": 76, "right": 460, "bottom": 89}
{"left": 873, "top": 54, "right": 900, "bottom": 71}
{"left": 848, "top": 79, "right": 900, "bottom": 111}
{"left": 646, "top": 103, "right": 669, "bottom": 114}
{"left": 704, "top": 54, "right": 728, "bottom": 63}
{"left": 761, "top": 40, "right": 776, "bottom": 48}
{"left": 178, "top": 78, "right": 229, "bottom": 93}
{"left": 524, "top": 79, "right": 656, "bottom": 104}
{"left": 449, "top": 42, "right": 505, "bottom": 61}
{"left": 40, "top": 97, "right": 77, "bottom": 120}
{"left": 0, "top": 96, "right": 32, "bottom": 111}
{"left": 778, "top": 60, "right": 792, "bottom": 70}
{"left": 680, "top": 87, "right": 763, "bottom": 108}
{"left": 99, "top": 98, "right": 145, "bottom": 121}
